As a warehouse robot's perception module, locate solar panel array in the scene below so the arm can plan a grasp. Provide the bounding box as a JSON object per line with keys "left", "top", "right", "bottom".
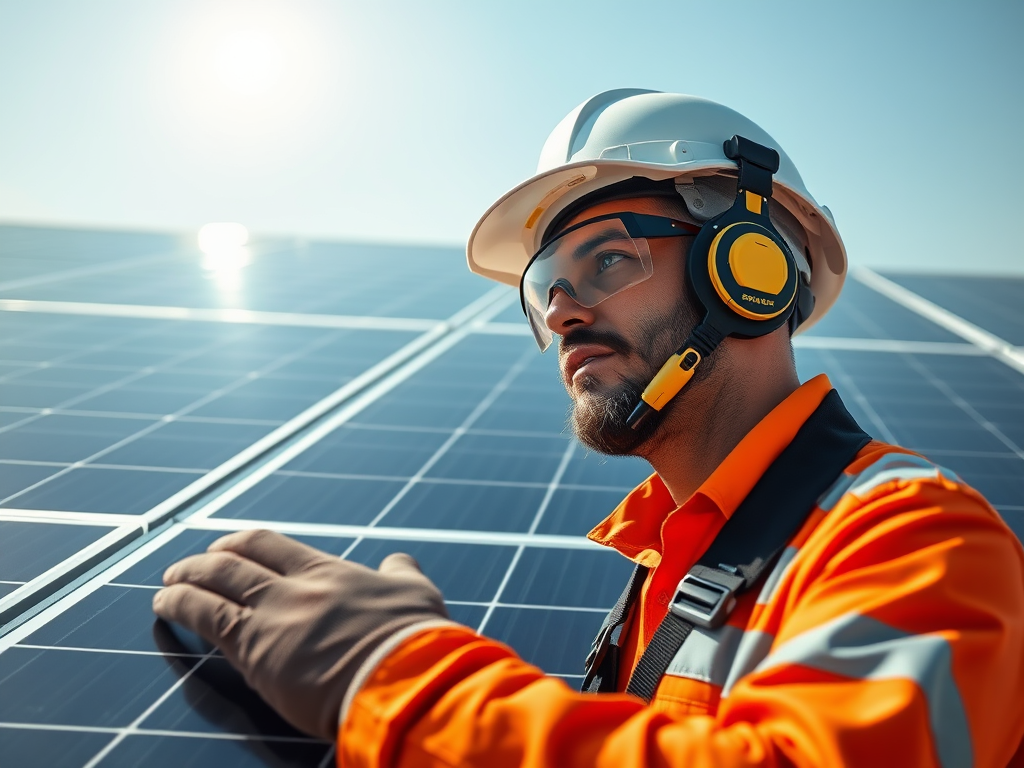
{"left": 1, "top": 224, "right": 1021, "bottom": 768}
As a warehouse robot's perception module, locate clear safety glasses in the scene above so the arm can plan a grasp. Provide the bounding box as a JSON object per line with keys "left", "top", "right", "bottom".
{"left": 520, "top": 212, "right": 701, "bottom": 351}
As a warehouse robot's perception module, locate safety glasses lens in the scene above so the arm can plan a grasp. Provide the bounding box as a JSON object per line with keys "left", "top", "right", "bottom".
{"left": 521, "top": 218, "right": 653, "bottom": 351}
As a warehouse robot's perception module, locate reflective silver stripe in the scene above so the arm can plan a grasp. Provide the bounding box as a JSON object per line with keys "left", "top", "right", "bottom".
{"left": 818, "top": 471, "right": 857, "bottom": 512}
{"left": 820, "top": 453, "right": 963, "bottom": 513}
{"left": 755, "top": 613, "right": 972, "bottom": 768}
{"left": 664, "top": 624, "right": 745, "bottom": 686}
{"left": 721, "top": 629, "right": 774, "bottom": 699}
{"left": 756, "top": 546, "right": 799, "bottom": 606}
{"left": 848, "top": 453, "right": 962, "bottom": 498}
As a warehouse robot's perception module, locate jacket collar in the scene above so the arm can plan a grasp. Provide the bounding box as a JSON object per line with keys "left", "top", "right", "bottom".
{"left": 587, "top": 374, "right": 834, "bottom": 565}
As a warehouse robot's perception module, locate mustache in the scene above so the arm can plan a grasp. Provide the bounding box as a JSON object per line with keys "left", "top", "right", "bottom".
{"left": 558, "top": 327, "right": 633, "bottom": 357}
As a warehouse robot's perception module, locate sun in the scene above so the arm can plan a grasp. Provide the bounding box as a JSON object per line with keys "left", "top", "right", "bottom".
{"left": 214, "top": 29, "right": 284, "bottom": 97}
{"left": 159, "top": 6, "right": 336, "bottom": 151}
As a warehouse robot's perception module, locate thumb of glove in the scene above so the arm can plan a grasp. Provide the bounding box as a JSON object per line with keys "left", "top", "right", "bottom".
{"left": 377, "top": 552, "right": 423, "bottom": 575}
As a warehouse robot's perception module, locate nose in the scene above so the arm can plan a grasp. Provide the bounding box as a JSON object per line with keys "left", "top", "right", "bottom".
{"left": 544, "top": 284, "right": 595, "bottom": 338}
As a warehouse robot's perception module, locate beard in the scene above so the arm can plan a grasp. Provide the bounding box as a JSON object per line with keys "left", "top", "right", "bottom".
{"left": 564, "top": 299, "right": 702, "bottom": 456}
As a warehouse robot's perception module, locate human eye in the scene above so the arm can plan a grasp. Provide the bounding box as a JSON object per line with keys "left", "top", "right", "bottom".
{"left": 595, "top": 250, "right": 628, "bottom": 274}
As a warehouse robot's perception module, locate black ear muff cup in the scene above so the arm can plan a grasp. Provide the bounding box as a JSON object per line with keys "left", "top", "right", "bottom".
{"left": 687, "top": 195, "right": 799, "bottom": 340}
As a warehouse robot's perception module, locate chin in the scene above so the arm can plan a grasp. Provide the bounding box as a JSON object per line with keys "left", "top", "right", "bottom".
{"left": 568, "top": 373, "right": 656, "bottom": 456}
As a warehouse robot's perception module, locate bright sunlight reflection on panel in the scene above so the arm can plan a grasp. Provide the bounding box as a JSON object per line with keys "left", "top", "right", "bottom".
{"left": 198, "top": 222, "right": 251, "bottom": 294}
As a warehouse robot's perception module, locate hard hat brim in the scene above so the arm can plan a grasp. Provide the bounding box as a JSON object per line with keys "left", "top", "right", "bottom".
{"left": 467, "top": 159, "right": 847, "bottom": 334}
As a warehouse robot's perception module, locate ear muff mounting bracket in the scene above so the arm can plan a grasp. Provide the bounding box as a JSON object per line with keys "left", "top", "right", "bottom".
{"left": 626, "top": 135, "right": 801, "bottom": 431}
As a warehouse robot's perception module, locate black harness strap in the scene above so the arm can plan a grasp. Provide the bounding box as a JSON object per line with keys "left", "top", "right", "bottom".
{"left": 625, "top": 390, "right": 871, "bottom": 702}
{"left": 582, "top": 389, "right": 871, "bottom": 700}
{"left": 582, "top": 561, "right": 648, "bottom": 693}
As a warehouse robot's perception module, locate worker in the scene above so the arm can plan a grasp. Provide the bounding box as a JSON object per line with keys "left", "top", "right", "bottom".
{"left": 153, "top": 90, "right": 1024, "bottom": 767}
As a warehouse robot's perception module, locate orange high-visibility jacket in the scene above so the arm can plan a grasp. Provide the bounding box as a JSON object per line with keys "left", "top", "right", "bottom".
{"left": 339, "top": 375, "right": 1024, "bottom": 768}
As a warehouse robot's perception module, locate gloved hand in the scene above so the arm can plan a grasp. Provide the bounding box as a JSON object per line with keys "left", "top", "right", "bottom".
{"left": 152, "top": 529, "right": 450, "bottom": 740}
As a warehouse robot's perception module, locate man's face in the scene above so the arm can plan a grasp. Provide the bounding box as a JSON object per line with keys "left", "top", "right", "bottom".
{"left": 543, "top": 197, "right": 701, "bottom": 455}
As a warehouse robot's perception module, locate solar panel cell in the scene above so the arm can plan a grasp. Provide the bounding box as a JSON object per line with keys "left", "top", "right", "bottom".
{"left": 344, "top": 539, "right": 517, "bottom": 603}
{"left": 140, "top": 657, "right": 311, "bottom": 739}
{"left": 500, "top": 548, "right": 634, "bottom": 609}
{"left": 532, "top": 488, "right": 631, "bottom": 536}
{"left": 211, "top": 475, "right": 405, "bottom": 525}
{"left": 0, "top": 415, "right": 151, "bottom": 463}
{"left": 93, "top": 733, "right": 332, "bottom": 768}
{"left": 378, "top": 482, "right": 548, "bottom": 532}
{"left": 281, "top": 426, "right": 451, "bottom": 477}
{"left": 881, "top": 274, "right": 1024, "bottom": 346}
{"left": 112, "top": 530, "right": 357, "bottom": 588}
{"left": 0, "top": 647, "right": 198, "bottom": 727}
{"left": 483, "top": 608, "right": 603, "bottom": 677}
{"left": 424, "top": 433, "right": 571, "bottom": 484}
{"left": 0, "top": 726, "right": 113, "bottom": 768}
{"left": 0, "top": 521, "right": 119, "bottom": 583}
{"left": 3, "top": 467, "right": 198, "bottom": 515}
{"left": 0, "top": 464, "right": 63, "bottom": 500}
{"left": 22, "top": 585, "right": 212, "bottom": 655}
{"left": 99, "top": 422, "right": 274, "bottom": 470}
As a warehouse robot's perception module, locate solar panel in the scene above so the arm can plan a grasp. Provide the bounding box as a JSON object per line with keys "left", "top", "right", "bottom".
{"left": 1, "top": 224, "right": 1021, "bottom": 767}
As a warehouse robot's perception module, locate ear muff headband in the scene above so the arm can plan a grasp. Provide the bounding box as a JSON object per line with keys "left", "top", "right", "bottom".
{"left": 626, "top": 135, "right": 800, "bottom": 431}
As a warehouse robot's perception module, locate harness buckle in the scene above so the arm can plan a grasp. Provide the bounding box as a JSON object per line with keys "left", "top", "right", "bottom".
{"left": 669, "top": 573, "right": 738, "bottom": 629}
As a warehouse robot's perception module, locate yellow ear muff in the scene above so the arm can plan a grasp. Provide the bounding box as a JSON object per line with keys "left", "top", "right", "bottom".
{"left": 729, "top": 232, "right": 788, "bottom": 294}
{"left": 708, "top": 223, "right": 794, "bottom": 321}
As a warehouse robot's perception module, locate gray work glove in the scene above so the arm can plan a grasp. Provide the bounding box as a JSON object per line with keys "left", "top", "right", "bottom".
{"left": 152, "top": 529, "right": 450, "bottom": 740}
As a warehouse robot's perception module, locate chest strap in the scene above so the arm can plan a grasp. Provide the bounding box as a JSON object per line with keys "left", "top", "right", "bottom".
{"left": 582, "top": 389, "right": 871, "bottom": 701}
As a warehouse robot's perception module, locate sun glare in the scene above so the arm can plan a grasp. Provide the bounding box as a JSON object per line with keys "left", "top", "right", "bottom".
{"left": 160, "top": 5, "right": 335, "bottom": 153}
{"left": 198, "top": 222, "right": 252, "bottom": 293}
{"left": 215, "top": 30, "right": 284, "bottom": 96}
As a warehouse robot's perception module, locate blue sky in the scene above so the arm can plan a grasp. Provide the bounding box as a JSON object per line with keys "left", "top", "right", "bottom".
{"left": 0, "top": 0, "right": 1021, "bottom": 273}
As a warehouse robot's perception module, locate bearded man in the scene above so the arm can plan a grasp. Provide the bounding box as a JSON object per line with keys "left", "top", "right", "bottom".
{"left": 154, "top": 90, "right": 1024, "bottom": 768}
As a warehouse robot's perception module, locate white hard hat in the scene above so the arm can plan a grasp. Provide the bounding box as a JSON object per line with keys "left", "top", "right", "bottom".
{"left": 467, "top": 89, "right": 847, "bottom": 331}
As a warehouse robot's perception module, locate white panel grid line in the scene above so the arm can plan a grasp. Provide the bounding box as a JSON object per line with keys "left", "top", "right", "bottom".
{"left": 0, "top": 721, "right": 325, "bottom": 745}
{"left": 183, "top": 290, "right": 521, "bottom": 524}
{"left": 0, "top": 298, "right": 443, "bottom": 332}
{"left": 0, "top": 309, "right": 211, "bottom": 387}
{"left": 271, "top": 468, "right": 634, "bottom": 494}
{"left": 476, "top": 440, "right": 579, "bottom": 635}
{"left": 816, "top": 349, "right": 899, "bottom": 445}
{"left": 0, "top": 459, "right": 69, "bottom": 468}
{"left": 0, "top": 324, "right": 357, "bottom": 507}
{"left": 13, "top": 644, "right": 208, "bottom": 658}
{"left": 855, "top": 268, "right": 1024, "bottom": 375}
{"left": 184, "top": 517, "right": 601, "bottom": 550}
{"left": 80, "top": 646, "right": 240, "bottom": 768}
{"left": 0, "top": 251, "right": 183, "bottom": 293}
{"left": 0, "top": 407, "right": 288, "bottom": 428}
{"left": 0, "top": 526, "right": 190, "bottom": 651}
{"left": 0, "top": 510, "right": 143, "bottom": 526}
{"left": 70, "top": 464, "right": 207, "bottom": 475}
{"left": 469, "top": 320, "right": 991, "bottom": 356}
{"left": 0, "top": 289, "right": 519, "bottom": 640}
{"left": 902, "top": 355, "right": 1024, "bottom": 462}
{"left": 308, "top": 343, "right": 541, "bottom": 569}
{"left": 1, "top": 301, "right": 450, "bottom": 515}
{"left": 363, "top": 346, "right": 536, "bottom": 529}
{"left": 792, "top": 337, "right": 985, "bottom": 355}
{"left": 0, "top": 317, "right": 268, "bottom": 436}
{"left": 0, "top": 524, "right": 145, "bottom": 626}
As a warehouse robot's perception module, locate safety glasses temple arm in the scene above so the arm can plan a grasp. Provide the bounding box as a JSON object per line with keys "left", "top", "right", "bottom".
{"left": 620, "top": 213, "right": 701, "bottom": 238}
